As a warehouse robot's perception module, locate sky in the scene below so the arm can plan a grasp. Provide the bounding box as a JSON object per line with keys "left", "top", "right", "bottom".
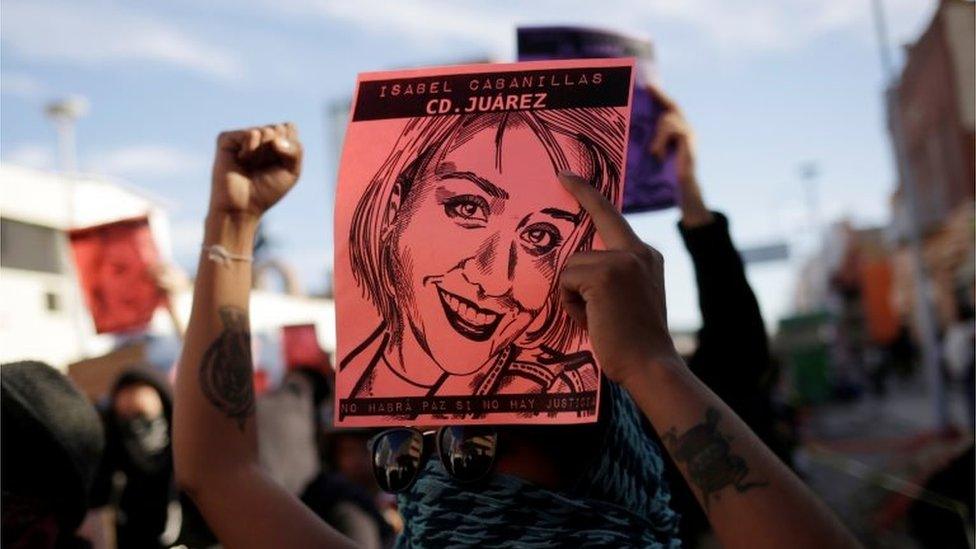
{"left": 0, "top": 0, "right": 939, "bottom": 331}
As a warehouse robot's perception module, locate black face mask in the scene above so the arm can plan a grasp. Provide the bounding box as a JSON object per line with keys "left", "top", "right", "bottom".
{"left": 117, "top": 415, "right": 170, "bottom": 475}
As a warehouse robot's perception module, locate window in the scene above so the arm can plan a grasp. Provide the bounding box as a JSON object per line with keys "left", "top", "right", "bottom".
{"left": 0, "top": 218, "right": 65, "bottom": 273}
{"left": 44, "top": 291, "right": 61, "bottom": 312}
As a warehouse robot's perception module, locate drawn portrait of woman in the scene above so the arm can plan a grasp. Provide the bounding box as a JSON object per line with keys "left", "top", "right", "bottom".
{"left": 339, "top": 107, "right": 626, "bottom": 414}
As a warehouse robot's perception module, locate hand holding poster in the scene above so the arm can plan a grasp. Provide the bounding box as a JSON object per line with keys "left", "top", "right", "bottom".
{"left": 68, "top": 216, "right": 163, "bottom": 334}
{"left": 334, "top": 59, "right": 635, "bottom": 427}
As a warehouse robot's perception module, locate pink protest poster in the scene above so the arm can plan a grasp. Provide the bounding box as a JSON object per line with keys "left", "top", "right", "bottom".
{"left": 334, "top": 58, "right": 634, "bottom": 427}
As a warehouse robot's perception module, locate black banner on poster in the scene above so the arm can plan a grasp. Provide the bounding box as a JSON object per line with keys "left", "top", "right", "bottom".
{"left": 352, "top": 66, "right": 632, "bottom": 121}
{"left": 338, "top": 391, "right": 598, "bottom": 419}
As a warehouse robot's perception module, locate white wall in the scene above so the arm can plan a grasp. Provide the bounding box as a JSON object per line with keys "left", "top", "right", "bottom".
{"left": 0, "top": 267, "right": 114, "bottom": 366}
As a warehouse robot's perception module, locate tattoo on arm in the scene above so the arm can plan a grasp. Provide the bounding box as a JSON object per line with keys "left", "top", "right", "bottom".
{"left": 199, "top": 306, "right": 255, "bottom": 431}
{"left": 662, "top": 407, "right": 767, "bottom": 511}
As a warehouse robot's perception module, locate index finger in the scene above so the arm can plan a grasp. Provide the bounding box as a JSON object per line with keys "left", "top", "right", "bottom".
{"left": 558, "top": 171, "right": 641, "bottom": 250}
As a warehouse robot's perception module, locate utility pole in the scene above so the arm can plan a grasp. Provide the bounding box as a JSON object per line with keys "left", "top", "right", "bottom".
{"left": 799, "top": 161, "right": 821, "bottom": 240}
{"left": 871, "top": 0, "right": 949, "bottom": 429}
{"left": 44, "top": 96, "right": 91, "bottom": 361}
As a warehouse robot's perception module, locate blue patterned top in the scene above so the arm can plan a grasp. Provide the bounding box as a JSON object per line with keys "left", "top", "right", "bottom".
{"left": 396, "top": 381, "right": 681, "bottom": 547}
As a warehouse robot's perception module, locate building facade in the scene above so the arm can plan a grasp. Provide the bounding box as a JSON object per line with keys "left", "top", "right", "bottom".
{"left": 0, "top": 164, "right": 173, "bottom": 366}
{"left": 888, "top": 0, "right": 975, "bottom": 329}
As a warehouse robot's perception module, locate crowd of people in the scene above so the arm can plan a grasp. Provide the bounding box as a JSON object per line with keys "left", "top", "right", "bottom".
{"left": 4, "top": 87, "right": 865, "bottom": 548}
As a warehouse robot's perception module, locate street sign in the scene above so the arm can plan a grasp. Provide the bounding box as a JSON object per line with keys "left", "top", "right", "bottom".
{"left": 740, "top": 242, "right": 790, "bottom": 265}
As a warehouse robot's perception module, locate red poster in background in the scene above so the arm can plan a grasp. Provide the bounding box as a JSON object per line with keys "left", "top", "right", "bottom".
{"left": 69, "top": 217, "right": 162, "bottom": 334}
{"left": 282, "top": 324, "right": 332, "bottom": 374}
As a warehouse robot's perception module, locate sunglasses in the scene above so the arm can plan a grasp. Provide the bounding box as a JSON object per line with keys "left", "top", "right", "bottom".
{"left": 368, "top": 426, "right": 499, "bottom": 493}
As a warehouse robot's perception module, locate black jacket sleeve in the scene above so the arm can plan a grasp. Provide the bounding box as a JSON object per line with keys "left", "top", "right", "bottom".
{"left": 678, "top": 212, "right": 773, "bottom": 438}
{"left": 649, "top": 212, "right": 782, "bottom": 544}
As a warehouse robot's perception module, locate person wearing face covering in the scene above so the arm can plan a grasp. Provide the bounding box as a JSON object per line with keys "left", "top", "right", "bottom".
{"left": 91, "top": 367, "right": 216, "bottom": 548}
{"left": 90, "top": 368, "right": 174, "bottom": 548}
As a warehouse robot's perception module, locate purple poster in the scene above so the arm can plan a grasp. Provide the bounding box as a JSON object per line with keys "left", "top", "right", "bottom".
{"left": 518, "top": 26, "right": 678, "bottom": 213}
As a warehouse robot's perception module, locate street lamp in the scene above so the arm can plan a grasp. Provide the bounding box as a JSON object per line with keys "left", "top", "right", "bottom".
{"left": 44, "top": 96, "right": 89, "bottom": 173}
{"left": 44, "top": 97, "right": 91, "bottom": 357}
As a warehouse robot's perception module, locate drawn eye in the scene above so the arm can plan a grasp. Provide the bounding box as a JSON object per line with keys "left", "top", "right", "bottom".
{"left": 443, "top": 195, "right": 489, "bottom": 225}
{"left": 520, "top": 223, "right": 562, "bottom": 255}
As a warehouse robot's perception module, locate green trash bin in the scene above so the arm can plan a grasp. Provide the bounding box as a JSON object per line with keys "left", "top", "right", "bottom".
{"left": 776, "top": 312, "right": 831, "bottom": 405}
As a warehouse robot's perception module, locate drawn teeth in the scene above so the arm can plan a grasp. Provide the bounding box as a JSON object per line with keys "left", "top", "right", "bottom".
{"left": 468, "top": 308, "right": 497, "bottom": 326}
{"left": 441, "top": 288, "right": 499, "bottom": 327}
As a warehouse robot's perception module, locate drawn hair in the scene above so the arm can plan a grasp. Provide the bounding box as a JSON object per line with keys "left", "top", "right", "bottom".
{"left": 349, "top": 108, "right": 625, "bottom": 353}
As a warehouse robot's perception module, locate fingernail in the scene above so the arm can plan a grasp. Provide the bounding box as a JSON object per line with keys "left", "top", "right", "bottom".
{"left": 558, "top": 170, "right": 581, "bottom": 184}
{"left": 276, "top": 137, "right": 291, "bottom": 150}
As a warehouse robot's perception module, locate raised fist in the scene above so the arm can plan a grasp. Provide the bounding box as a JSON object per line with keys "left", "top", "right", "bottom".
{"left": 210, "top": 123, "right": 303, "bottom": 219}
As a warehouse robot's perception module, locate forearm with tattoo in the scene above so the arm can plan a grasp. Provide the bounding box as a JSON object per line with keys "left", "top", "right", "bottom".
{"left": 662, "top": 407, "right": 767, "bottom": 511}
{"left": 199, "top": 306, "right": 255, "bottom": 431}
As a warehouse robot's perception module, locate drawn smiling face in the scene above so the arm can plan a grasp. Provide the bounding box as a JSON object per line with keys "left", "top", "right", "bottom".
{"left": 387, "top": 121, "right": 586, "bottom": 376}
